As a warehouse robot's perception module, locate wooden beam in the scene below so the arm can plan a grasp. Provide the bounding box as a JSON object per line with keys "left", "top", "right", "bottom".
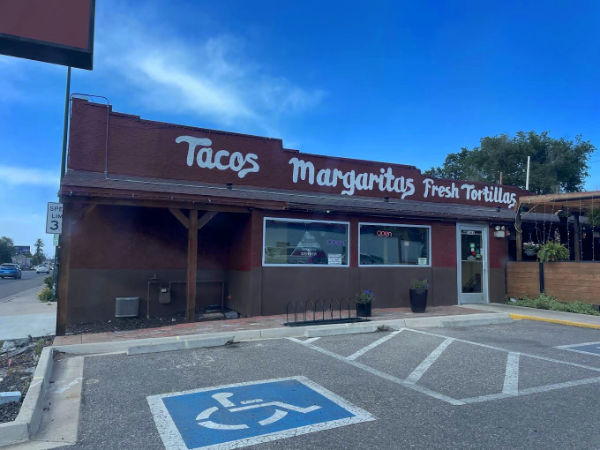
{"left": 574, "top": 213, "right": 581, "bottom": 261}
{"left": 56, "top": 207, "right": 72, "bottom": 336}
{"left": 60, "top": 191, "right": 283, "bottom": 212}
{"left": 198, "top": 211, "right": 218, "bottom": 230}
{"left": 186, "top": 209, "right": 198, "bottom": 321}
{"left": 515, "top": 207, "right": 523, "bottom": 262}
{"left": 169, "top": 208, "right": 189, "bottom": 229}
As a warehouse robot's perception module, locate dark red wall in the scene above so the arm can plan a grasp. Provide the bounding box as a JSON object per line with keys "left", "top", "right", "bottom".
{"left": 61, "top": 203, "right": 511, "bottom": 325}
{"left": 67, "top": 99, "right": 528, "bottom": 209}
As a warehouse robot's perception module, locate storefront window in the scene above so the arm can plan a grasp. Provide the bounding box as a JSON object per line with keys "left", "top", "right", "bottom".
{"left": 359, "top": 223, "right": 430, "bottom": 266}
{"left": 263, "top": 218, "right": 349, "bottom": 266}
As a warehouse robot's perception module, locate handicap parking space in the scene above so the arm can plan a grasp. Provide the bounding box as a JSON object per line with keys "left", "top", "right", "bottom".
{"left": 66, "top": 321, "right": 600, "bottom": 449}
{"left": 148, "top": 377, "right": 373, "bottom": 450}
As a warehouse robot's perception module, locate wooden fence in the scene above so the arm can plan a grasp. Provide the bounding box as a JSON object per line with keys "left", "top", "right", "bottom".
{"left": 506, "top": 261, "right": 600, "bottom": 305}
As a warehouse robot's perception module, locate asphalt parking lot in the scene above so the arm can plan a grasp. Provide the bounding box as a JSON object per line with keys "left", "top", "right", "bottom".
{"left": 62, "top": 320, "right": 600, "bottom": 449}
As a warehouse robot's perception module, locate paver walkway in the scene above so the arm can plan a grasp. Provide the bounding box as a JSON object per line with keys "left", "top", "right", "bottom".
{"left": 53, "top": 305, "right": 485, "bottom": 346}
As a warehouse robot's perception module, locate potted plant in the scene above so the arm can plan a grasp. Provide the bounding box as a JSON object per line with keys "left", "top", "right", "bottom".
{"left": 355, "top": 289, "right": 375, "bottom": 317}
{"left": 537, "top": 241, "right": 569, "bottom": 263}
{"left": 409, "top": 280, "right": 428, "bottom": 313}
{"left": 523, "top": 241, "right": 540, "bottom": 257}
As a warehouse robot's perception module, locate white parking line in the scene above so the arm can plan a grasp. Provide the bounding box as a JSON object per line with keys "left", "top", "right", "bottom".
{"left": 405, "top": 338, "right": 454, "bottom": 384}
{"left": 555, "top": 341, "right": 600, "bottom": 358}
{"left": 405, "top": 328, "right": 600, "bottom": 373}
{"left": 287, "top": 337, "right": 464, "bottom": 405}
{"left": 461, "top": 376, "right": 600, "bottom": 404}
{"left": 347, "top": 330, "right": 402, "bottom": 361}
{"left": 556, "top": 341, "right": 600, "bottom": 349}
{"left": 502, "top": 353, "right": 520, "bottom": 395}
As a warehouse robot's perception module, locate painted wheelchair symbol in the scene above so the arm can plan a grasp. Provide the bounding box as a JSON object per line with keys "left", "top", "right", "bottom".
{"left": 196, "top": 392, "right": 321, "bottom": 430}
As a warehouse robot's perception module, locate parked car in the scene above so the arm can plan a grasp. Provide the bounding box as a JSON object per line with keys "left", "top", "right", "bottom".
{"left": 36, "top": 265, "right": 51, "bottom": 274}
{"left": 0, "top": 263, "right": 22, "bottom": 279}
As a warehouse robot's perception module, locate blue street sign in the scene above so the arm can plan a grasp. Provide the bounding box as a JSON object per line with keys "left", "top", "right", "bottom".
{"left": 147, "top": 376, "right": 374, "bottom": 450}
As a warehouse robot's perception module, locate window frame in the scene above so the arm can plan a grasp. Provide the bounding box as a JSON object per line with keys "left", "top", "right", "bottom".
{"left": 358, "top": 222, "right": 432, "bottom": 268}
{"left": 262, "top": 217, "right": 351, "bottom": 268}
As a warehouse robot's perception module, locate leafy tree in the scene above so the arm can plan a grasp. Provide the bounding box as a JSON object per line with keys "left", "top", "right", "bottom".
{"left": 425, "top": 131, "right": 595, "bottom": 194}
{"left": 32, "top": 238, "right": 46, "bottom": 266}
{"left": 0, "top": 236, "right": 15, "bottom": 264}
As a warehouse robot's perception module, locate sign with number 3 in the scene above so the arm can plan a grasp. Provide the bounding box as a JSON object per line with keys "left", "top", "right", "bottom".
{"left": 46, "top": 202, "right": 63, "bottom": 234}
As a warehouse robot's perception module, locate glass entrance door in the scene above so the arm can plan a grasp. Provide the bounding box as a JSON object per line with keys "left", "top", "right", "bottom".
{"left": 456, "top": 224, "right": 488, "bottom": 304}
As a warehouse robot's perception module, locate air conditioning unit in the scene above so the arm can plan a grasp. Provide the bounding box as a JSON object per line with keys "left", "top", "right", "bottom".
{"left": 115, "top": 297, "right": 140, "bottom": 318}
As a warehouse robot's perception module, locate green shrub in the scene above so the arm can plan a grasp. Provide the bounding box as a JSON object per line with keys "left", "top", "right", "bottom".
{"left": 508, "top": 294, "right": 600, "bottom": 316}
{"left": 537, "top": 241, "right": 569, "bottom": 263}
{"left": 411, "top": 279, "right": 428, "bottom": 290}
{"left": 35, "top": 339, "right": 44, "bottom": 356}
{"left": 38, "top": 286, "right": 53, "bottom": 302}
{"left": 355, "top": 289, "right": 375, "bottom": 304}
{"left": 43, "top": 276, "right": 53, "bottom": 289}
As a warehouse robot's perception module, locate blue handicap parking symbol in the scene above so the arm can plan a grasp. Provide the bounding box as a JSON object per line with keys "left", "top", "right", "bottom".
{"left": 147, "top": 376, "right": 374, "bottom": 450}
{"left": 565, "top": 342, "right": 600, "bottom": 356}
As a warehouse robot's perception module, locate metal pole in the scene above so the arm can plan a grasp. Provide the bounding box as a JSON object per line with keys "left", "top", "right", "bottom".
{"left": 59, "top": 66, "right": 71, "bottom": 180}
{"left": 525, "top": 155, "right": 531, "bottom": 191}
{"left": 53, "top": 67, "right": 71, "bottom": 317}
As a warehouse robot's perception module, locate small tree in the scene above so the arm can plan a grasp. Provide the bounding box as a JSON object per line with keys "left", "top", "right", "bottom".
{"left": 0, "top": 236, "right": 15, "bottom": 264}
{"left": 32, "top": 238, "right": 46, "bottom": 266}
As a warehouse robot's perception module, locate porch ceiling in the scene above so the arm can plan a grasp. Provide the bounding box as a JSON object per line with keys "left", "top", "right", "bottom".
{"left": 518, "top": 191, "right": 600, "bottom": 216}
{"left": 60, "top": 169, "right": 518, "bottom": 223}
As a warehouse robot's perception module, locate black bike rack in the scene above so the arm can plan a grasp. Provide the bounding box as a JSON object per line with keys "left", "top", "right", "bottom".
{"left": 284, "top": 298, "right": 368, "bottom": 327}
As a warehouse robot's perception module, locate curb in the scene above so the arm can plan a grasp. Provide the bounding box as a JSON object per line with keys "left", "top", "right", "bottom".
{"left": 509, "top": 313, "right": 600, "bottom": 330}
{"left": 52, "top": 312, "right": 512, "bottom": 356}
{"left": 127, "top": 335, "right": 234, "bottom": 355}
{"left": 0, "top": 346, "right": 54, "bottom": 447}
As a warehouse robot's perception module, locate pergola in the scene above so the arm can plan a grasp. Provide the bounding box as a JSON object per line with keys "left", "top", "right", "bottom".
{"left": 515, "top": 191, "right": 600, "bottom": 261}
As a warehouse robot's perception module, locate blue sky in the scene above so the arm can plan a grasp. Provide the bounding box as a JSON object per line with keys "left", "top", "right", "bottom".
{"left": 1, "top": 0, "right": 599, "bottom": 257}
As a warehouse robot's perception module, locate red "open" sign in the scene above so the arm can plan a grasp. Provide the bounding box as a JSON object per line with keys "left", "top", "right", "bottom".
{"left": 376, "top": 230, "right": 393, "bottom": 238}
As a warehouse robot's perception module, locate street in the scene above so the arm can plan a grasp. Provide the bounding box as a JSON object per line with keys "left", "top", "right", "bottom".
{"left": 60, "top": 320, "right": 600, "bottom": 449}
{"left": 0, "top": 270, "right": 47, "bottom": 301}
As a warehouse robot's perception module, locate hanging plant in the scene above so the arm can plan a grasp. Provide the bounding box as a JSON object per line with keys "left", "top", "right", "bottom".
{"left": 537, "top": 241, "right": 569, "bottom": 263}
{"left": 523, "top": 241, "right": 540, "bottom": 256}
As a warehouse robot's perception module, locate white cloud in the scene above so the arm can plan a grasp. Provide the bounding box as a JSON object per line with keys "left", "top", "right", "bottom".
{"left": 0, "top": 165, "right": 59, "bottom": 187}
{"left": 94, "top": 7, "right": 325, "bottom": 128}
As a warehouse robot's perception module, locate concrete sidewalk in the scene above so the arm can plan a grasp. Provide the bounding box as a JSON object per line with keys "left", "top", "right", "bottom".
{"left": 0, "top": 286, "right": 56, "bottom": 339}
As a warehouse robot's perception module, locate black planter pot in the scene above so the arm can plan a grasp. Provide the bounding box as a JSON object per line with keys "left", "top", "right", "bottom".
{"left": 356, "top": 302, "right": 372, "bottom": 317}
{"left": 409, "top": 288, "right": 428, "bottom": 313}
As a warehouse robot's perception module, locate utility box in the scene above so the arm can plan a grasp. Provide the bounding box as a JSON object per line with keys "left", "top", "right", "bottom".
{"left": 115, "top": 297, "right": 140, "bottom": 318}
{"left": 158, "top": 286, "right": 171, "bottom": 304}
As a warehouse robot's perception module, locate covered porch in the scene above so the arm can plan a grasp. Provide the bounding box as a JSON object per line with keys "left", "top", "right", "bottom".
{"left": 510, "top": 191, "right": 600, "bottom": 305}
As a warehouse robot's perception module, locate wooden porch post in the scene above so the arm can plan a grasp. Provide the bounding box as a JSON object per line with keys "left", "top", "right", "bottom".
{"left": 186, "top": 209, "right": 198, "bottom": 321}
{"left": 515, "top": 207, "right": 523, "bottom": 262}
{"left": 573, "top": 213, "right": 581, "bottom": 261}
{"left": 56, "top": 206, "right": 71, "bottom": 336}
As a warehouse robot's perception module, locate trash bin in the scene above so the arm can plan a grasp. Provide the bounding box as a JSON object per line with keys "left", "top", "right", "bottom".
{"left": 115, "top": 297, "right": 140, "bottom": 318}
